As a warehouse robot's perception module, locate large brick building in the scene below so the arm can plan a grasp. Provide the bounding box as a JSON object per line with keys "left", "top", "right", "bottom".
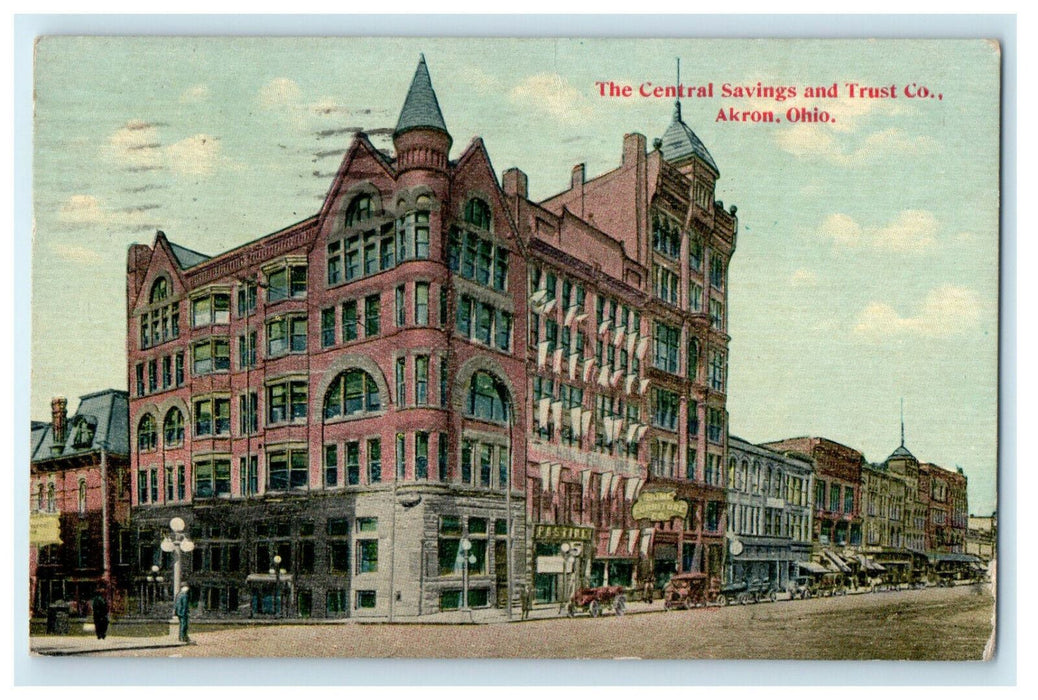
{"left": 125, "top": 58, "right": 741, "bottom": 617}
{"left": 29, "top": 390, "right": 132, "bottom": 616}
{"left": 503, "top": 98, "right": 737, "bottom": 600}
{"left": 126, "top": 57, "right": 527, "bottom": 619}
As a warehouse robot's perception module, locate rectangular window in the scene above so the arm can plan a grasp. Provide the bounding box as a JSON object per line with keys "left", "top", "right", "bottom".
{"left": 689, "top": 282, "right": 703, "bottom": 313}
{"left": 498, "top": 446, "right": 508, "bottom": 490}
{"left": 346, "top": 442, "right": 360, "bottom": 486}
{"left": 357, "top": 540, "right": 378, "bottom": 574}
{"left": 415, "top": 432, "right": 429, "bottom": 479}
{"left": 193, "top": 458, "right": 231, "bottom": 499}
{"left": 415, "top": 212, "right": 430, "bottom": 259}
{"left": 479, "top": 444, "right": 493, "bottom": 488}
{"left": 396, "top": 357, "right": 406, "bottom": 406}
{"left": 440, "top": 356, "right": 448, "bottom": 408}
{"left": 344, "top": 236, "right": 360, "bottom": 280}
{"left": 355, "top": 590, "right": 377, "bottom": 609}
{"left": 689, "top": 237, "right": 703, "bottom": 272}
{"left": 162, "top": 356, "right": 172, "bottom": 389}
{"left": 148, "top": 359, "right": 158, "bottom": 392}
{"left": 545, "top": 319, "right": 558, "bottom": 351}
{"left": 456, "top": 294, "right": 472, "bottom": 336}
{"left": 324, "top": 444, "right": 338, "bottom": 487}
{"left": 710, "top": 299, "right": 724, "bottom": 331}
{"left": 268, "top": 449, "right": 308, "bottom": 491}
{"left": 415, "top": 355, "right": 429, "bottom": 405}
{"left": 415, "top": 283, "right": 430, "bottom": 326}
{"left": 844, "top": 485, "right": 855, "bottom": 514}
{"left": 475, "top": 303, "right": 493, "bottom": 345}
{"left": 709, "top": 351, "right": 726, "bottom": 392}
{"left": 175, "top": 352, "right": 184, "bottom": 386}
{"left": 239, "top": 392, "right": 258, "bottom": 436}
{"left": 830, "top": 484, "right": 841, "bottom": 513}
{"left": 461, "top": 440, "right": 473, "bottom": 484}
{"left": 652, "top": 388, "right": 680, "bottom": 431}
{"left": 707, "top": 407, "right": 724, "bottom": 444}
{"left": 238, "top": 332, "right": 256, "bottom": 369}
{"left": 327, "top": 241, "right": 342, "bottom": 284}
{"left": 321, "top": 308, "right": 336, "bottom": 347}
{"left": 239, "top": 455, "right": 258, "bottom": 497}
{"left": 395, "top": 285, "right": 406, "bottom": 327}
{"left": 364, "top": 294, "right": 380, "bottom": 337}
{"left": 342, "top": 300, "right": 358, "bottom": 342}
{"left": 493, "top": 247, "right": 508, "bottom": 291}
{"left": 495, "top": 310, "right": 512, "bottom": 351}
{"left": 364, "top": 232, "right": 378, "bottom": 275}
{"left": 710, "top": 253, "right": 724, "bottom": 290}
{"left": 380, "top": 225, "right": 395, "bottom": 270}
{"left": 653, "top": 322, "right": 680, "bottom": 374}
{"left": 438, "top": 432, "right": 448, "bottom": 482}
{"left": 367, "top": 438, "right": 381, "bottom": 483}
{"left": 267, "top": 381, "right": 307, "bottom": 424}
{"left": 135, "top": 364, "right": 145, "bottom": 396}
{"left": 396, "top": 433, "right": 405, "bottom": 480}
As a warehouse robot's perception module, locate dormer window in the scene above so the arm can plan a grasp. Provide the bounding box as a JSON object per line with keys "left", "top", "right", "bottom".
{"left": 345, "top": 195, "right": 374, "bottom": 227}
{"left": 150, "top": 278, "right": 169, "bottom": 304}
{"left": 464, "top": 198, "right": 492, "bottom": 231}
{"left": 71, "top": 417, "right": 96, "bottom": 448}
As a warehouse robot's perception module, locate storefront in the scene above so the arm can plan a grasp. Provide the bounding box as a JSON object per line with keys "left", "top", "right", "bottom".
{"left": 531, "top": 523, "right": 594, "bottom": 603}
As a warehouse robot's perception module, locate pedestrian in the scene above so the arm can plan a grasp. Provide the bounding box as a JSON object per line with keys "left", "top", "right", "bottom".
{"left": 174, "top": 584, "right": 191, "bottom": 643}
{"left": 643, "top": 577, "right": 654, "bottom": 604}
{"left": 90, "top": 588, "right": 109, "bottom": 640}
{"left": 520, "top": 584, "right": 532, "bottom": 621}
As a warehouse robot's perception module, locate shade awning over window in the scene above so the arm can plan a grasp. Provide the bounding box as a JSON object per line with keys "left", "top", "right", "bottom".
{"left": 799, "top": 561, "right": 830, "bottom": 575}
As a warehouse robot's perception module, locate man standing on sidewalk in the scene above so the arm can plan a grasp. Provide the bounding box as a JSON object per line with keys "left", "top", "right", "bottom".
{"left": 174, "top": 584, "right": 191, "bottom": 643}
{"left": 520, "top": 585, "right": 532, "bottom": 620}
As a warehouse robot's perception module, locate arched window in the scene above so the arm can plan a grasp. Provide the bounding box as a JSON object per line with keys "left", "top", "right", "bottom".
{"left": 687, "top": 338, "right": 700, "bottom": 380}
{"left": 150, "top": 277, "right": 169, "bottom": 304}
{"left": 345, "top": 194, "right": 374, "bottom": 227}
{"left": 36, "top": 484, "right": 44, "bottom": 512}
{"left": 727, "top": 458, "right": 736, "bottom": 489}
{"left": 464, "top": 198, "right": 492, "bottom": 231}
{"left": 466, "top": 371, "right": 509, "bottom": 423}
{"left": 46, "top": 483, "right": 55, "bottom": 513}
{"left": 78, "top": 479, "right": 87, "bottom": 514}
{"left": 324, "top": 369, "right": 381, "bottom": 420}
{"left": 164, "top": 408, "right": 185, "bottom": 447}
{"left": 137, "top": 414, "right": 157, "bottom": 452}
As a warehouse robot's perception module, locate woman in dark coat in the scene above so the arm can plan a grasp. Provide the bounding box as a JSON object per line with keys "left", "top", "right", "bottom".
{"left": 91, "top": 589, "right": 109, "bottom": 640}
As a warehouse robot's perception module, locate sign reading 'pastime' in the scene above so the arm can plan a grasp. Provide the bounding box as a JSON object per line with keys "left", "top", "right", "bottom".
{"left": 631, "top": 490, "right": 689, "bottom": 522}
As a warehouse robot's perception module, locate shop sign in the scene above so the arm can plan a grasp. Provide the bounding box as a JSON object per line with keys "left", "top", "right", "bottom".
{"left": 30, "top": 513, "right": 62, "bottom": 546}
{"left": 533, "top": 524, "right": 593, "bottom": 542}
{"left": 632, "top": 490, "right": 688, "bottom": 522}
{"left": 536, "top": 556, "right": 575, "bottom": 573}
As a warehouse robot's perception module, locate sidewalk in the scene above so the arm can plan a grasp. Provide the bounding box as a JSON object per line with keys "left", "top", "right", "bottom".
{"left": 30, "top": 633, "right": 189, "bottom": 656}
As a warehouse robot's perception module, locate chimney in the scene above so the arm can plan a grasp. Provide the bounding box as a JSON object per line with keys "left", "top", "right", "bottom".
{"left": 622, "top": 132, "right": 646, "bottom": 166}
{"left": 51, "top": 397, "right": 68, "bottom": 451}
{"left": 503, "top": 167, "right": 528, "bottom": 198}
{"left": 571, "top": 164, "right": 585, "bottom": 218}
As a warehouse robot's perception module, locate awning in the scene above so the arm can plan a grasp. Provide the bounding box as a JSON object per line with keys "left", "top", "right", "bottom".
{"left": 856, "top": 554, "right": 886, "bottom": 572}
{"left": 931, "top": 552, "right": 981, "bottom": 564}
{"left": 799, "top": 561, "right": 830, "bottom": 575}
{"left": 822, "top": 549, "right": 851, "bottom": 573}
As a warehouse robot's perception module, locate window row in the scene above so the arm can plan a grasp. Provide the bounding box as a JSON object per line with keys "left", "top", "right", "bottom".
{"left": 447, "top": 228, "right": 508, "bottom": 292}
{"left": 135, "top": 352, "right": 185, "bottom": 397}
{"left": 456, "top": 294, "right": 512, "bottom": 352}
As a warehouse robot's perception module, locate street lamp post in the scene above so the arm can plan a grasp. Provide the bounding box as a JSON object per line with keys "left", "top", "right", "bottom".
{"left": 159, "top": 517, "right": 194, "bottom": 637}
{"left": 269, "top": 554, "right": 286, "bottom": 617}
{"left": 146, "top": 564, "right": 164, "bottom": 609}
{"left": 460, "top": 537, "right": 476, "bottom": 610}
{"left": 559, "top": 541, "right": 583, "bottom": 612}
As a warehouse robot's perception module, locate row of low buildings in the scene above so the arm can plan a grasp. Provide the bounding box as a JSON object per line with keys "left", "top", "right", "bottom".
{"left": 29, "top": 57, "right": 988, "bottom": 620}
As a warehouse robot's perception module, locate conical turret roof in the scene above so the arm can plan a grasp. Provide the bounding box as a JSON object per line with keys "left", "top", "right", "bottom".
{"left": 394, "top": 54, "right": 449, "bottom": 137}
{"left": 660, "top": 102, "right": 717, "bottom": 173}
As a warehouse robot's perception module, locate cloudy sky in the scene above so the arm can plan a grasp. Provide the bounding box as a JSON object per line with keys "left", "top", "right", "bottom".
{"left": 31, "top": 37, "right": 1000, "bottom": 513}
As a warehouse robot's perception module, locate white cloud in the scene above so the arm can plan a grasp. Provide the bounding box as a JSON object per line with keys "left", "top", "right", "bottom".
{"left": 258, "top": 78, "right": 302, "bottom": 109}
{"left": 790, "top": 268, "right": 819, "bottom": 286}
{"left": 104, "top": 121, "right": 229, "bottom": 178}
{"left": 165, "top": 134, "right": 222, "bottom": 176}
{"left": 55, "top": 194, "right": 155, "bottom": 231}
{"left": 180, "top": 84, "right": 210, "bottom": 103}
{"left": 854, "top": 285, "right": 982, "bottom": 340}
{"left": 50, "top": 242, "right": 104, "bottom": 265}
{"left": 818, "top": 210, "right": 938, "bottom": 252}
{"left": 107, "top": 121, "right": 163, "bottom": 169}
{"left": 510, "top": 73, "right": 591, "bottom": 123}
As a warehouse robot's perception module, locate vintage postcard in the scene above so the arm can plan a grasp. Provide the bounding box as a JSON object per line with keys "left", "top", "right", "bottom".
{"left": 27, "top": 36, "right": 1000, "bottom": 663}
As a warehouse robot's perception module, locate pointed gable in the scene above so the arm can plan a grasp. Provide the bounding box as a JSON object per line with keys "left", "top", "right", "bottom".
{"left": 394, "top": 54, "right": 449, "bottom": 137}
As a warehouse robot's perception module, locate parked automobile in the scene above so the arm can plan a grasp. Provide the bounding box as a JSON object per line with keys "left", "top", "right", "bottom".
{"left": 662, "top": 573, "right": 710, "bottom": 610}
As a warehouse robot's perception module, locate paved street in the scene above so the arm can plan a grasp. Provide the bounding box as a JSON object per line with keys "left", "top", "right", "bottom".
{"left": 71, "top": 583, "right": 994, "bottom": 660}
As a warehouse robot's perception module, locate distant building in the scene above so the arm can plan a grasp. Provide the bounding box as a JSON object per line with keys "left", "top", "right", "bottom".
{"left": 965, "top": 512, "right": 997, "bottom": 562}
{"left": 760, "top": 437, "right": 863, "bottom": 549}
{"left": 29, "top": 391, "right": 131, "bottom": 616}
{"left": 726, "top": 437, "right": 814, "bottom": 591}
